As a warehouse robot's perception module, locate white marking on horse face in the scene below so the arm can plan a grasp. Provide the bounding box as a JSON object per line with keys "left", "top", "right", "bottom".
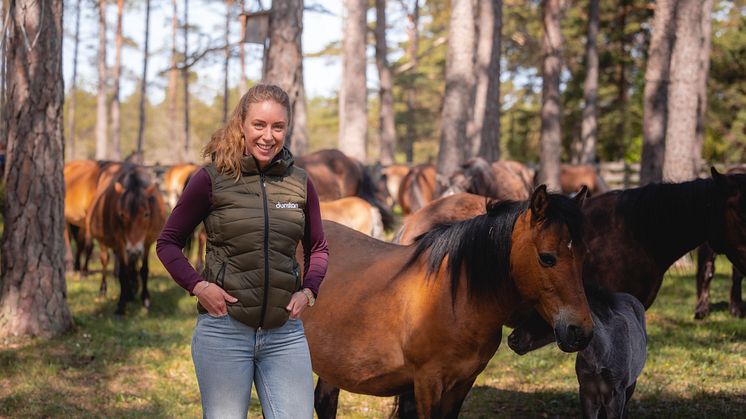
{"left": 126, "top": 241, "right": 144, "bottom": 257}
{"left": 568, "top": 240, "right": 573, "bottom": 250}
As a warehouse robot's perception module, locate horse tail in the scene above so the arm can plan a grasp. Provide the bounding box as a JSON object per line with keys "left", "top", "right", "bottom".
{"left": 358, "top": 165, "right": 395, "bottom": 231}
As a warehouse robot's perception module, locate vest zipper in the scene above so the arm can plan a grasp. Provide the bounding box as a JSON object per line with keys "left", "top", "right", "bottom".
{"left": 258, "top": 172, "right": 270, "bottom": 328}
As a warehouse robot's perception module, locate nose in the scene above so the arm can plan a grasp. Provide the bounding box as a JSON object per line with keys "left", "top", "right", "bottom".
{"left": 554, "top": 322, "right": 594, "bottom": 353}
{"left": 126, "top": 242, "right": 144, "bottom": 259}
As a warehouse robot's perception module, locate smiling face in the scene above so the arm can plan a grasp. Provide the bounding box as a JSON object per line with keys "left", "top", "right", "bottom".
{"left": 242, "top": 100, "right": 288, "bottom": 170}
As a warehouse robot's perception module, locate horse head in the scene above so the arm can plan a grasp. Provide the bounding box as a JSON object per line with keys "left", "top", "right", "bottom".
{"left": 113, "top": 167, "right": 159, "bottom": 263}
{"left": 510, "top": 185, "right": 593, "bottom": 352}
{"left": 710, "top": 167, "right": 746, "bottom": 274}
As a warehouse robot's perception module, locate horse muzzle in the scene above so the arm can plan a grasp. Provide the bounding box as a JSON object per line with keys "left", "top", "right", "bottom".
{"left": 126, "top": 242, "right": 144, "bottom": 259}
{"left": 553, "top": 322, "right": 593, "bottom": 353}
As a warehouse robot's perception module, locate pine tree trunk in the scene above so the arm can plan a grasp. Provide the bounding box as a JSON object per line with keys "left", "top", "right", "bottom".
{"left": 223, "top": 0, "right": 232, "bottom": 124}
{"left": 110, "top": 0, "right": 123, "bottom": 160}
{"left": 693, "top": 0, "right": 713, "bottom": 176}
{"left": 538, "top": 0, "right": 562, "bottom": 191}
{"left": 293, "top": 80, "right": 309, "bottom": 156}
{"left": 168, "top": 0, "right": 179, "bottom": 159}
{"left": 263, "top": 0, "right": 304, "bottom": 153}
{"left": 67, "top": 0, "right": 82, "bottom": 161}
{"left": 0, "top": 0, "right": 72, "bottom": 339}
{"left": 437, "top": 0, "right": 475, "bottom": 181}
{"left": 136, "top": 0, "right": 151, "bottom": 158}
{"left": 663, "top": 0, "right": 703, "bottom": 182}
{"left": 339, "top": 0, "right": 368, "bottom": 162}
{"left": 640, "top": 0, "right": 674, "bottom": 185}
{"left": 475, "top": 0, "right": 502, "bottom": 162}
{"left": 239, "top": 0, "right": 248, "bottom": 95}
{"left": 580, "top": 0, "right": 599, "bottom": 165}
{"left": 404, "top": 0, "right": 419, "bottom": 164}
{"left": 95, "top": 0, "right": 108, "bottom": 160}
{"left": 375, "top": 0, "right": 396, "bottom": 165}
{"left": 182, "top": 0, "right": 190, "bottom": 161}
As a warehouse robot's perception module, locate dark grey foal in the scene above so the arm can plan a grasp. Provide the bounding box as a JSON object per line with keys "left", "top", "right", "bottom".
{"left": 510, "top": 289, "right": 647, "bottom": 419}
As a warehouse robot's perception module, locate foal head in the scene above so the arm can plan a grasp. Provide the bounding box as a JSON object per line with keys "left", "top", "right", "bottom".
{"left": 510, "top": 185, "right": 593, "bottom": 352}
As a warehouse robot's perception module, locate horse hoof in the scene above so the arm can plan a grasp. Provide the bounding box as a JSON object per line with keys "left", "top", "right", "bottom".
{"left": 114, "top": 310, "right": 125, "bottom": 318}
{"left": 143, "top": 298, "right": 151, "bottom": 309}
{"left": 694, "top": 309, "right": 708, "bottom": 320}
{"left": 730, "top": 304, "right": 746, "bottom": 318}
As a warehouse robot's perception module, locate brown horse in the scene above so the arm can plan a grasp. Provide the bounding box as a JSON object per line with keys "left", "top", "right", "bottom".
{"left": 296, "top": 149, "right": 394, "bottom": 230}
{"left": 398, "top": 164, "right": 438, "bottom": 215}
{"left": 508, "top": 167, "right": 746, "bottom": 352}
{"left": 381, "top": 163, "right": 411, "bottom": 207}
{"left": 694, "top": 165, "right": 746, "bottom": 319}
{"left": 319, "top": 196, "right": 384, "bottom": 239}
{"left": 395, "top": 192, "right": 489, "bottom": 245}
{"left": 162, "top": 163, "right": 200, "bottom": 210}
{"left": 301, "top": 186, "right": 593, "bottom": 419}
{"left": 559, "top": 164, "right": 609, "bottom": 195}
{"left": 63, "top": 160, "right": 101, "bottom": 273}
{"left": 86, "top": 163, "right": 167, "bottom": 315}
{"left": 443, "top": 158, "right": 532, "bottom": 201}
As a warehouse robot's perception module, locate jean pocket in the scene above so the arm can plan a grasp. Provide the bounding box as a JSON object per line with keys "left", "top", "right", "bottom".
{"left": 203, "top": 312, "right": 229, "bottom": 319}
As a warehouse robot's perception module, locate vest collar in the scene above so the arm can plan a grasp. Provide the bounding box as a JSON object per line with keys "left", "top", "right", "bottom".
{"left": 240, "top": 147, "right": 294, "bottom": 176}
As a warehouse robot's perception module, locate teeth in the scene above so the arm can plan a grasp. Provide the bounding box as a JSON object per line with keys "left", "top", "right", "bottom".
{"left": 257, "top": 144, "right": 273, "bottom": 150}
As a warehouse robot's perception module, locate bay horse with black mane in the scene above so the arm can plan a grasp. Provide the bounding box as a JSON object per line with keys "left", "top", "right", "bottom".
{"left": 295, "top": 148, "right": 394, "bottom": 230}
{"left": 508, "top": 167, "right": 746, "bottom": 351}
{"left": 301, "top": 186, "right": 593, "bottom": 418}
{"left": 86, "top": 163, "right": 166, "bottom": 315}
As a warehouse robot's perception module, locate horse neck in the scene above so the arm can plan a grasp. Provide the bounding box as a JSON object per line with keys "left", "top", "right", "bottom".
{"left": 615, "top": 179, "right": 714, "bottom": 269}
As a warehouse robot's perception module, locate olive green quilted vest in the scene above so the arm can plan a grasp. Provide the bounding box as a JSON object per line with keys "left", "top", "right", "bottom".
{"left": 199, "top": 148, "right": 307, "bottom": 329}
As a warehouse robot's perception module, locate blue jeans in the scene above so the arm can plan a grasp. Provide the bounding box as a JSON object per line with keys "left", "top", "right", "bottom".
{"left": 191, "top": 313, "right": 314, "bottom": 419}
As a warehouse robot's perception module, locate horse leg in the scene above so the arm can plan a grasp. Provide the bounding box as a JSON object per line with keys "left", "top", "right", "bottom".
{"left": 440, "top": 379, "right": 478, "bottom": 419}
{"left": 393, "top": 392, "right": 418, "bottom": 419}
{"left": 140, "top": 247, "right": 151, "bottom": 309}
{"left": 81, "top": 237, "right": 94, "bottom": 277}
{"left": 64, "top": 224, "right": 74, "bottom": 272}
{"left": 115, "top": 256, "right": 129, "bottom": 316}
{"left": 622, "top": 381, "right": 637, "bottom": 419}
{"left": 729, "top": 267, "right": 745, "bottom": 317}
{"left": 98, "top": 245, "right": 110, "bottom": 298}
{"left": 694, "top": 244, "right": 716, "bottom": 319}
{"left": 313, "top": 377, "right": 340, "bottom": 419}
{"left": 413, "top": 375, "right": 444, "bottom": 419}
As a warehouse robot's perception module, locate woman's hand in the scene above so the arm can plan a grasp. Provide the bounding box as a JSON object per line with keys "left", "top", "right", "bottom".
{"left": 196, "top": 282, "right": 238, "bottom": 317}
{"left": 286, "top": 291, "right": 311, "bottom": 320}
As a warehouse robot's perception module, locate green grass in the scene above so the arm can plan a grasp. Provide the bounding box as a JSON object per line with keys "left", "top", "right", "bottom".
{"left": 1, "top": 255, "right": 745, "bottom": 418}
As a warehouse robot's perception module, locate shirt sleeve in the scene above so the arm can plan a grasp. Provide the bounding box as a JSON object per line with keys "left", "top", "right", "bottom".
{"left": 156, "top": 168, "right": 212, "bottom": 293}
{"left": 301, "top": 177, "right": 329, "bottom": 297}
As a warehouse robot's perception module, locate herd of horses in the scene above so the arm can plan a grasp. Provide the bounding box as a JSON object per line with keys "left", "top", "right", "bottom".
{"left": 62, "top": 149, "right": 746, "bottom": 418}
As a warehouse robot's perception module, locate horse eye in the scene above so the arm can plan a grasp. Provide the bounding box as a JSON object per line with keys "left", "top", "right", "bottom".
{"left": 538, "top": 252, "right": 557, "bottom": 267}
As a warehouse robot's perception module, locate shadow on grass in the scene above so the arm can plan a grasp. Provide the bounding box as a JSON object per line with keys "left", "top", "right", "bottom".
{"left": 460, "top": 385, "right": 746, "bottom": 418}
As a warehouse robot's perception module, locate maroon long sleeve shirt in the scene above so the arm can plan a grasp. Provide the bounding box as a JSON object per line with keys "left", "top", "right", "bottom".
{"left": 156, "top": 167, "right": 329, "bottom": 296}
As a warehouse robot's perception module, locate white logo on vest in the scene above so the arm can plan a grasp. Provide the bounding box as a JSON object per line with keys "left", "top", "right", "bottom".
{"left": 276, "top": 202, "right": 299, "bottom": 209}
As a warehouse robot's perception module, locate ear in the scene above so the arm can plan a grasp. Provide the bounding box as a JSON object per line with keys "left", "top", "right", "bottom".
{"left": 711, "top": 166, "right": 735, "bottom": 194}
{"left": 574, "top": 185, "right": 590, "bottom": 208}
{"left": 530, "top": 184, "right": 549, "bottom": 220}
{"left": 114, "top": 182, "right": 124, "bottom": 194}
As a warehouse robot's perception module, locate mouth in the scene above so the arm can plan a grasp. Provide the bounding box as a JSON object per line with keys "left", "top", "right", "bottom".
{"left": 256, "top": 143, "right": 274, "bottom": 152}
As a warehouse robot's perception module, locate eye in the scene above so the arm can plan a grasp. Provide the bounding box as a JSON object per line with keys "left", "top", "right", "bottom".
{"left": 253, "top": 123, "right": 265, "bottom": 129}
{"left": 538, "top": 252, "right": 557, "bottom": 267}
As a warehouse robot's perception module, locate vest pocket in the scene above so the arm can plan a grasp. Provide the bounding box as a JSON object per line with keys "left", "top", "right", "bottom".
{"left": 216, "top": 261, "right": 227, "bottom": 289}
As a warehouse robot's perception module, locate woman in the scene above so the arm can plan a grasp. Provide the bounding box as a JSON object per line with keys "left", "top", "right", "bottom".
{"left": 157, "top": 84, "right": 328, "bottom": 418}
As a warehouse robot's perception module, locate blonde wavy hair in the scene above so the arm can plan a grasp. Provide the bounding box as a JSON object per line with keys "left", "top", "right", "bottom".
{"left": 203, "top": 84, "right": 291, "bottom": 179}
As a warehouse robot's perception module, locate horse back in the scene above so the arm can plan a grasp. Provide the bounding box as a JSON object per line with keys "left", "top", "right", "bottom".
{"left": 397, "top": 193, "right": 486, "bottom": 245}
{"left": 64, "top": 160, "right": 101, "bottom": 227}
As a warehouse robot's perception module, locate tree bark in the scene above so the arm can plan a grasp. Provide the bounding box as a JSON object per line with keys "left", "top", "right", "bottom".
{"left": 663, "top": 0, "right": 703, "bottom": 182}
{"left": 375, "top": 0, "right": 396, "bottom": 165}
{"left": 182, "top": 0, "right": 190, "bottom": 161}
{"left": 67, "top": 0, "right": 82, "bottom": 161}
{"left": 474, "top": 0, "right": 502, "bottom": 162}
{"left": 640, "top": 0, "right": 675, "bottom": 185}
{"left": 222, "top": 0, "right": 232, "bottom": 124}
{"left": 579, "top": 0, "right": 599, "bottom": 165}
{"left": 293, "top": 79, "right": 309, "bottom": 156}
{"left": 239, "top": 0, "right": 248, "bottom": 95}
{"left": 136, "top": 0, "right": 151, "bottom": 158}
{"left": 109, "top": 0, "right": 123, "bottom": 160}
{"left": 339, "top": 0, "right": 368, "bottom": 162}
{"left": 404, "top": 0, "right": 419, "bottom": 164}
{"left": 263, "top": 0, "right": 304, "bottom": 153}
{"left": 537, "top": 0, "right": 562, "bottom": 191}
{"left": 437, "top": 0, "right": 475, "bottom": 181}
{"left": 693, "top": 0, "right": 713, "bottom": 176}
{"left": 0, "top": 0, "right": 72, "bottom": 339}
{"left": 168, "top": 0, "right": 179, "bottom": 158}
{"left": 95, "top": 0, "right": 108, "bottom": 160}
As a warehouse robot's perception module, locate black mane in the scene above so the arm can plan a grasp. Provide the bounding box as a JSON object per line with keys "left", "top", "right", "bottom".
{"left": 401, "top": 193, "right": 584, "bottom": 303}
{"left": 118, "top": 165, "right": 151, "bottom": 217}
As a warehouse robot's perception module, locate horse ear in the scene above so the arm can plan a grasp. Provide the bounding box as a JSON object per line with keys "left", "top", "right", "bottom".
{"left": 530, "top": 184, "right": 549, "bottom": 220}
{"left": 574, "top": 185, "right": 590, "bottom": 208}
{"left": 711, "top": 166, "right": 735, "bottom": 194}
{"left": 114, "top": 182, "right": 124, "bottom": 194}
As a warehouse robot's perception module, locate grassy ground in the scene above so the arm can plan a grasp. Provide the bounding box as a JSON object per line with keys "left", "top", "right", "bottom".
{"left": 1, "top": 254, "right": 745, "bottom": 418}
